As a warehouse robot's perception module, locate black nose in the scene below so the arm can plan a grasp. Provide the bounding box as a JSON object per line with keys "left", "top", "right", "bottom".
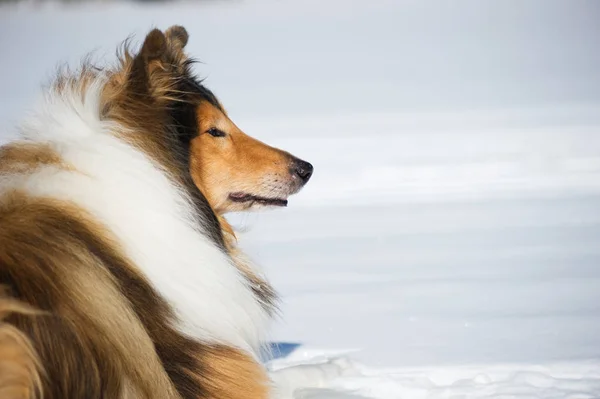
{"left": 292, "top": 159, "right": 313, "bottom": 183}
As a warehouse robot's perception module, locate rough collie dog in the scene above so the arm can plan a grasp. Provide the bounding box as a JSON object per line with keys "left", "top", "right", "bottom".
{"left": 0, "top": 26, "right": 312, "bottom": 399}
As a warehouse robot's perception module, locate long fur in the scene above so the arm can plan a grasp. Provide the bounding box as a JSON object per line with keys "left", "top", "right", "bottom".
{"left": 0, "top": 28, "right": 274, "bottom": 398}
{"left": 0, "top": 288, "right": 43, "bottom": 399}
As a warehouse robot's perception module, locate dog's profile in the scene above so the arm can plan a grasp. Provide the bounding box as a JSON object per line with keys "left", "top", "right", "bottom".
{"left": 0, "top": 26, "right": 312, "bottom": 398}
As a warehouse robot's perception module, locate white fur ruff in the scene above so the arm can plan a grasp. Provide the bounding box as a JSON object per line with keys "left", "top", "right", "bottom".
{"left": 0, "top": 75, "right": 270, "bottom": 356}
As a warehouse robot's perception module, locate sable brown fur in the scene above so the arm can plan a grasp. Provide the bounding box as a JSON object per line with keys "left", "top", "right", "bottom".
{"left": 0, "top": 28, "right": 274, "bottom": 399}
{"left": 0, "top": 287, "right": 43, "bottom": 399}
{"left": 0, "top": 191, "right": 180, "bottom": 399}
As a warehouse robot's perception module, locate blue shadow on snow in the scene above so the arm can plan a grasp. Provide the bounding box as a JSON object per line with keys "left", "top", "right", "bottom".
{"left": 260, "top": 342, "right": 302, "bottom": 362}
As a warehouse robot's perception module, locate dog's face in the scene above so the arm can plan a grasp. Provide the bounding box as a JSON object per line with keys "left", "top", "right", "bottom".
{"left": 189, "top": 101, "right": 312, "bottom": 213}
{"left": 125, "top": 26, "right": 313, "bottom": 214}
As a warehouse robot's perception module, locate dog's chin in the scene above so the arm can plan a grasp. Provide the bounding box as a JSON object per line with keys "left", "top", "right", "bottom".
{"left": 228, "top": 192, "right": 288, "bottom": 209}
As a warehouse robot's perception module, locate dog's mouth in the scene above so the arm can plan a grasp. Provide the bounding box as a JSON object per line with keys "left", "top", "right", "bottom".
{"left": 228, "top": 192, "right": 288, "bottom": 207}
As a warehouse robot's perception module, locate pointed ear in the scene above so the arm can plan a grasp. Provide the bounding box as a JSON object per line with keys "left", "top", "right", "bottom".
{"left": 141, "top": 28, "right": 167, "bottom": 59}
{"left": 165, "top": 25, "right": 189, "bottom": 51}
{"left": 127, "top": 29, "right": 167, "bottom": 97}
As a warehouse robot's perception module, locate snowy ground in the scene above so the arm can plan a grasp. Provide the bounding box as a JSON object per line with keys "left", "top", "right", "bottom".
{"left": 1, "top": 1, "right": 600, "bottom": 398}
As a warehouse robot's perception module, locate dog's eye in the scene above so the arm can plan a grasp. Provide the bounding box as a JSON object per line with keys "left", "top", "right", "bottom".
{"left": 207, "top": 127, "right": 226, "bottom": 138}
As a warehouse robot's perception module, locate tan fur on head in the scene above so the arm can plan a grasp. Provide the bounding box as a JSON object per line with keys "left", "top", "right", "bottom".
{"left": 148, "top": 26, "right": 314, "bottom": 215}
{"left": 189, "top": 101, "right": 302, "bottom": 214}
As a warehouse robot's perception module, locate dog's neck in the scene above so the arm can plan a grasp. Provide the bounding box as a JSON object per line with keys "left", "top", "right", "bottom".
{"left": 212, "top": 210, "right": 277, "bottom": 315}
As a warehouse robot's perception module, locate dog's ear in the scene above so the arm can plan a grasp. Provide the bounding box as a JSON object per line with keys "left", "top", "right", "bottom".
{"left": 165, "top": 25, "right": 190, "bottom": 65}
{"left": 127, "top": 29, "right": 167, "bottom": 97}
{"left": 165, "top": 25, "right": 189, "bottom": 51}
{"left": 140, "top": 28, "right": 167, "bottom": 59}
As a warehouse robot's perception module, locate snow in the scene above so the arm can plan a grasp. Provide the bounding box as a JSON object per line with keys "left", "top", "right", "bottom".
{"left": 1, "top": 0, "right": 600, "bottom": 397}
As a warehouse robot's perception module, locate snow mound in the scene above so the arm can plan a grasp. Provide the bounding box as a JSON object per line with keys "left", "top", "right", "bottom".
{"left": 267, "top": 349, "right": 600, "bottom": 399}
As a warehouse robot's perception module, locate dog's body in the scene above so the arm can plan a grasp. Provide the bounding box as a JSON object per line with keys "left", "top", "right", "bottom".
{"left": 0, "top": 27, "right": 312, "bottom": 398}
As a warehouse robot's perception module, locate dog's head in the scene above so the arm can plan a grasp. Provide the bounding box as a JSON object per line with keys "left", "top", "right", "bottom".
{"left": 190, "top": 103, "right": 314, "bottom": 213}
{"left": 118, "top": 26, "right": 313, "bottom": 215}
